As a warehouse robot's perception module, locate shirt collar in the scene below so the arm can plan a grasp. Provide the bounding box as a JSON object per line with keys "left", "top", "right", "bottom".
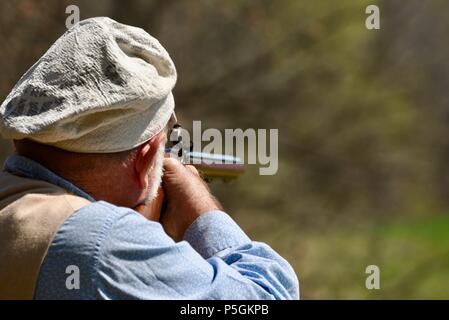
{"left": 3, "top": 154, "right": 95, "bottom": 202}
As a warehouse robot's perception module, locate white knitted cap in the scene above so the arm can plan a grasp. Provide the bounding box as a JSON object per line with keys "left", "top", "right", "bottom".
{"left": 0, "top": 17, "right": 177, "bottom": 153}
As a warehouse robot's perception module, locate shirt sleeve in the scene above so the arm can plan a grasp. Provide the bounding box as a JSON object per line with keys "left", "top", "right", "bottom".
{"left": 34, "top": 201, "right": 299, "bottom": 300}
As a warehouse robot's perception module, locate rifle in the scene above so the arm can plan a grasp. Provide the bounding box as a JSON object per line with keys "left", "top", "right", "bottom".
{"left": 166, "top": 124, "right": 245, "bottom": 182}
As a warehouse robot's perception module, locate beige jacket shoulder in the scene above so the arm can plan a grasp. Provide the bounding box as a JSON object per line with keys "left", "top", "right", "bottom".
{"left": 0, "top": 171, "right": 91, "bottom": 299}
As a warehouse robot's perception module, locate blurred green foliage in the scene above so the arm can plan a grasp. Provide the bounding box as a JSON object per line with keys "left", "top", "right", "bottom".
{"left": 1, "top": 0, "right": 448, "bottom": 299}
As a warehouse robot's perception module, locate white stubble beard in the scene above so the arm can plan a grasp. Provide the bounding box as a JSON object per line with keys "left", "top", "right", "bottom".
{"left": 145, "top": 141, "right": 165, "bottom": 203}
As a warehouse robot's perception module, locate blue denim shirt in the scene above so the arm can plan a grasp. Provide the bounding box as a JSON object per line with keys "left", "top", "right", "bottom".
{"left": 3, "top": 155, "right": 299, "bottom": 300}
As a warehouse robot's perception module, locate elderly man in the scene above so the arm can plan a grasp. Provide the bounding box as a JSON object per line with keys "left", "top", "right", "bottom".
{"left": 0, "top": 17, "right": 299, "bottom": 300}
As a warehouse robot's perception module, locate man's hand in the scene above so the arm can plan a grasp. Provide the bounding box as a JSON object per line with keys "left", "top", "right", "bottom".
{"left": 161, "top": 157, "right": 223, "bottom": 241}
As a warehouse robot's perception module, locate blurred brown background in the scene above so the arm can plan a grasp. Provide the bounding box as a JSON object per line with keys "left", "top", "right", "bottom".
{"left": 1, "top": 0, "right": 449, "bottom": 298}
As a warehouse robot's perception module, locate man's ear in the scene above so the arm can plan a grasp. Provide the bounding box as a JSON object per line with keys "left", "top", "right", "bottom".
{"left": 134, "top": 132, "right": 166, "bottom": 188}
